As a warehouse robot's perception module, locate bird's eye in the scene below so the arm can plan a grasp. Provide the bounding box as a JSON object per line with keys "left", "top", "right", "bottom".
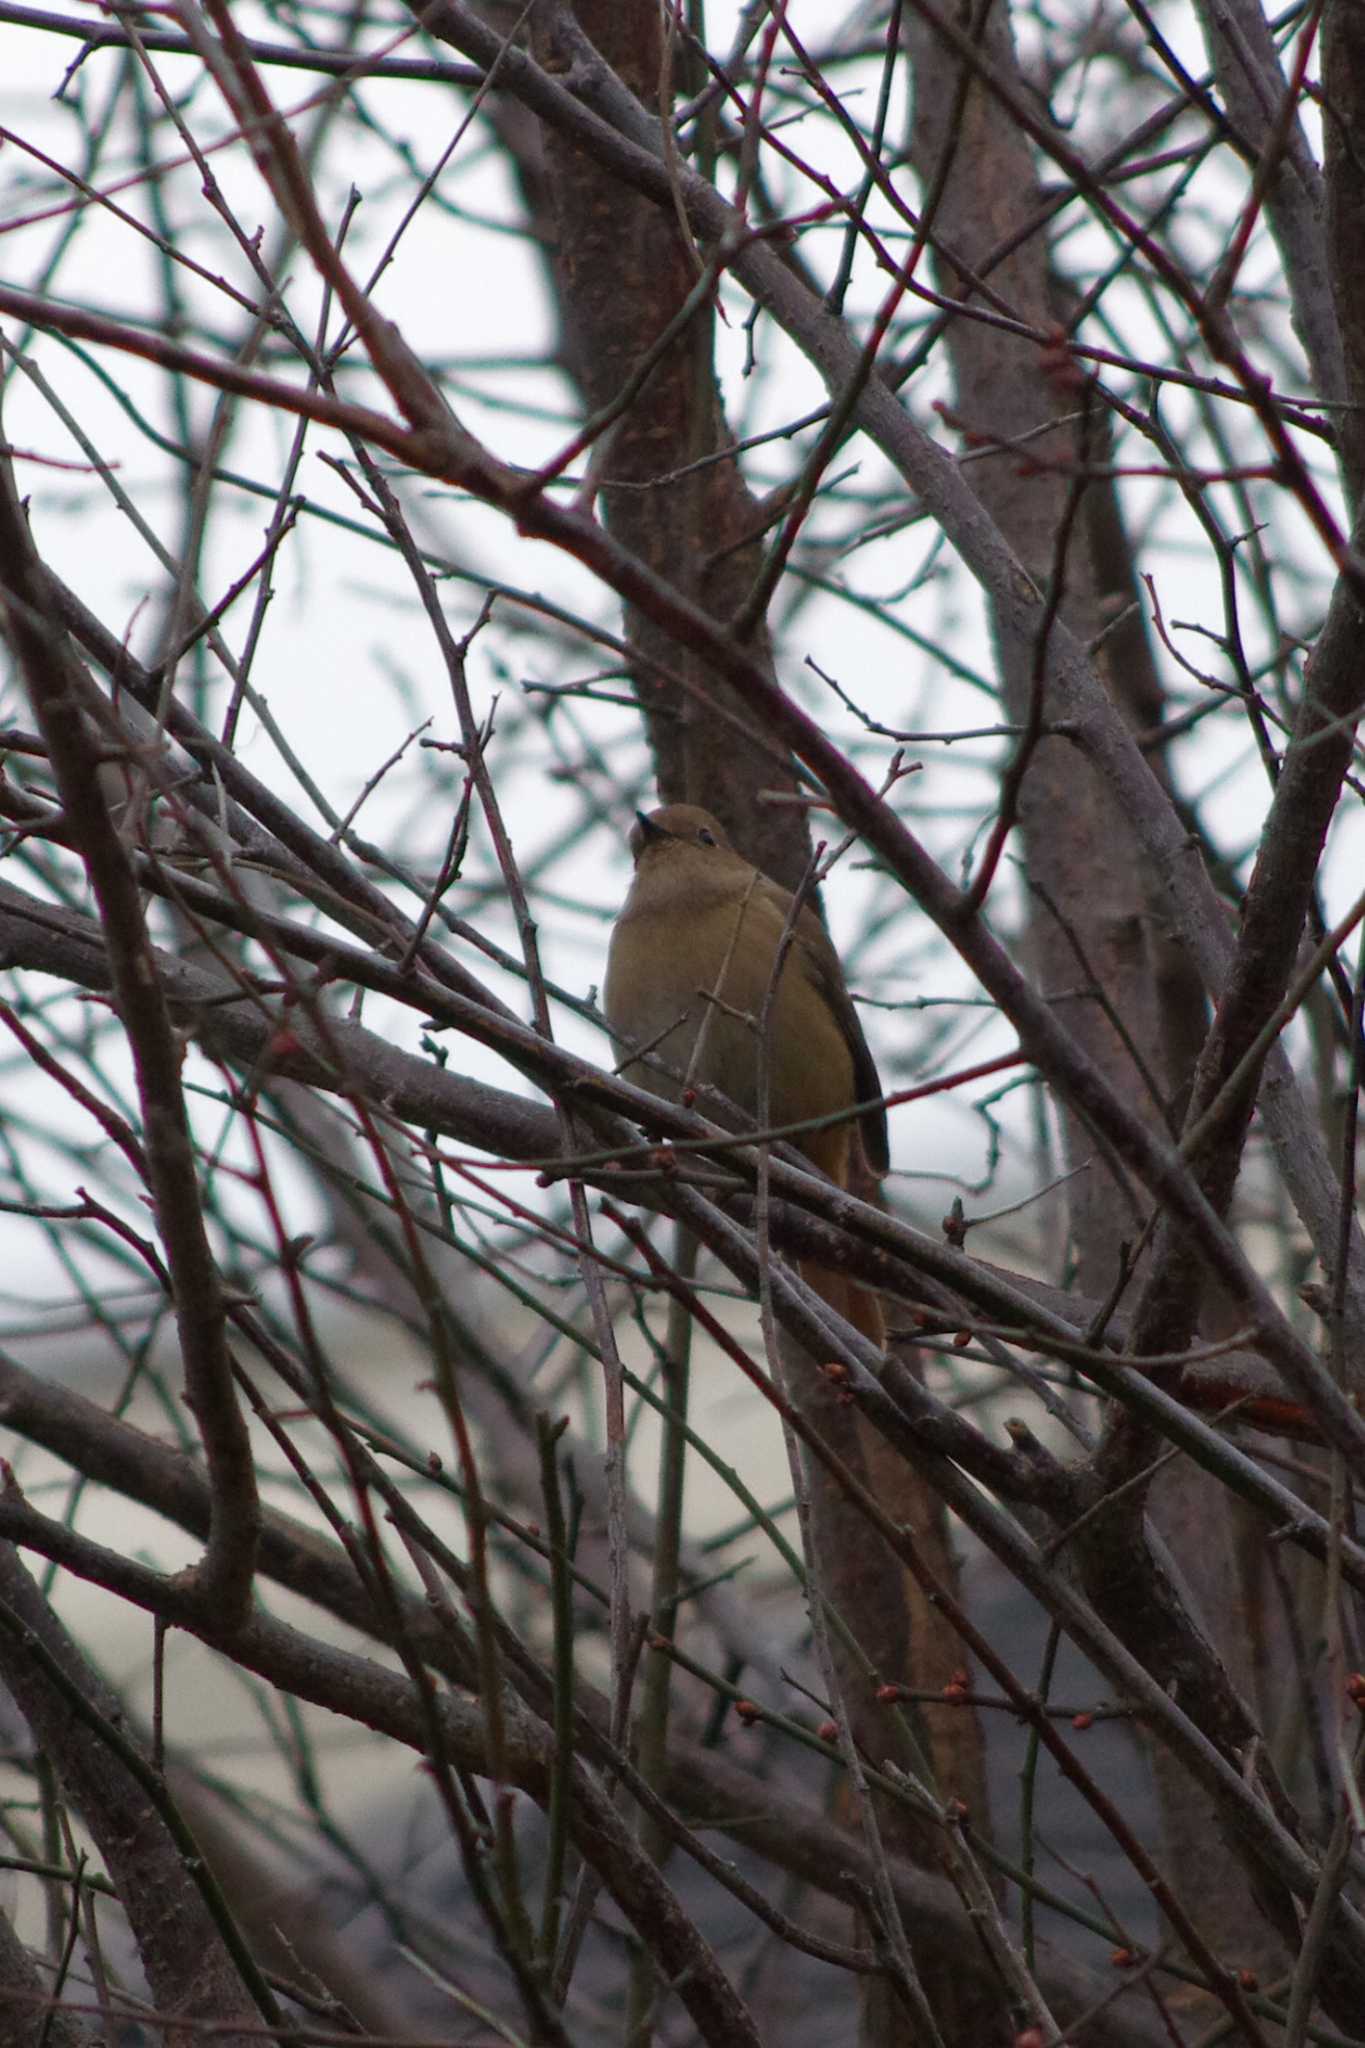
{"left": 697, "top": 827, "right": 716, "bottom": 846}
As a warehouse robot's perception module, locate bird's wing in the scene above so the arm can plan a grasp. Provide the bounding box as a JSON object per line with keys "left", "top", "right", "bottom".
{"left": 785, "top": 895, "right": 890, "bottom": 1178}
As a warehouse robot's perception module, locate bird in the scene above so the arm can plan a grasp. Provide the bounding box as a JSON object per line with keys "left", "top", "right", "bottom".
{"left": 604, "top": 803, "right": 887, "bottom": 1346}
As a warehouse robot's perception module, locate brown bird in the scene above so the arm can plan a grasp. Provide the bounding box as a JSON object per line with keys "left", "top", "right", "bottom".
{"left": 604, "top": 803, "right": 887, "bottom": 1345}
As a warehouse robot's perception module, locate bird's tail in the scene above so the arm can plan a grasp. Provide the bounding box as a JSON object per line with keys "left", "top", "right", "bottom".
{"left": 798, "top": 1260, "right": 885, "bottom": 1350}
{"left": 795, "top": 1124, "right": 885, "bottom": 1351}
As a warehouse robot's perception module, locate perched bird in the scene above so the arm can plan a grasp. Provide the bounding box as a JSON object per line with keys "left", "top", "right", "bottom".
{"left": 604, "top": 803, "right": 886, "bottom": 1344}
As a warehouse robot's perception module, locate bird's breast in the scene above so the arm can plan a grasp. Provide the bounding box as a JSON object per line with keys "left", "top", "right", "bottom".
{"left": 605, "top": 892, "right": 855, "bottom": 1168}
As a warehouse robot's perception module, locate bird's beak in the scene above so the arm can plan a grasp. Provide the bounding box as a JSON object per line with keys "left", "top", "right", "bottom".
{"left": 628, "top": 810, "right": 665, "bottom": 861}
